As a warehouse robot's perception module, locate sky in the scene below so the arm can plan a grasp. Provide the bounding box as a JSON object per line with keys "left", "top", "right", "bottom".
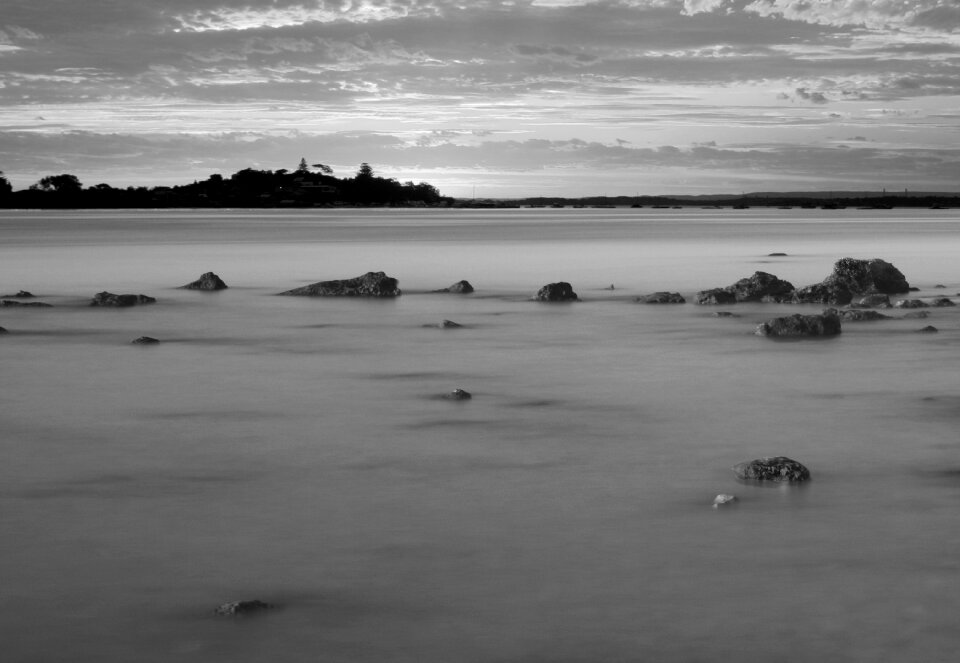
{"left": 1, "top": 0, "right": 959, "bottom": 198}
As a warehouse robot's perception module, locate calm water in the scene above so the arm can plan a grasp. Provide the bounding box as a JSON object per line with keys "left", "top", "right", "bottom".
{"left": 2, "top": 208, "right": 960, "bottom": 662}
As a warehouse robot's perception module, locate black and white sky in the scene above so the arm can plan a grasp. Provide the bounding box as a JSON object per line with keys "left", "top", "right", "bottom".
{"left": 2, "top": 0, "right": 959, "bottom": 196}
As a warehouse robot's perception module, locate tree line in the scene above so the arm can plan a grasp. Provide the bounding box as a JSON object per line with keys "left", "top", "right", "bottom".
{"left": 0, "top": 160, "right": 450, "bottom": 208}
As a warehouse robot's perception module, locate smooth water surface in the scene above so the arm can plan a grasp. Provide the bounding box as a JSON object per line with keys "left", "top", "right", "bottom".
{"left": 2, "top": 208, "right": 960, "bottom": 662}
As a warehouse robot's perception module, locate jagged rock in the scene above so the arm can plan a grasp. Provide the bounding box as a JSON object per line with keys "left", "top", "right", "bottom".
{"left": 838, "top": 309, "right": 891, "bottom": 322}
{"left": 903, "top": 310, "right": 930, "bottom": 319}
{"left": 755, "top": 310, "right": 841, "bottom": 337}
{"left": 637, "top": 292, "right": 685, "bottom": 304}
{"left": 0, "top": 290, "right": 34, "bottom": 298}
{"left": 90, "top": 292, "right": 156, "bottom": 307}
{"left": 443, "top": 388, "right": 472, "bottom": 401}
{"left": 893, "top": 299, "right": 928, "bottom": 309}
{"left": 131, "top": 336, "right": 160, "bottom": 344}
{"left": 278, "top": 271, "right": 401, "bottom": 297}
{"left": 917, "top": 326, "right": 939, "bottom": 333}
{"left": 435, "top": 280, "right": 474, "bottom": 294}
{"left": 931, "top": 297, "right": 955, "bottom": 307}
{"left": 213, "top": 600, "right": 273, "bottom": 616}
{"left": 850, "top": 294, "right": 891, "bottom": 309}
{"left": 793, "top": 258, "right": 909, "bottom": 305}
{"left": 534, "top": 282, "right": 578, "bottom": 302}
{"left": 733, "top": 456, "right": 810, "bottom": 482}
{"left": 696, "top": 271, "right": 794, "bottom": 304}
{"left": 712, "top": 494, "right": 737, "bottom": 508}
{"left": 2, "top": 300, "right": 52, "bottom": 307}
{"left": 695, "top": 288, "right": 737, "bottom": 305}
{"left": 180, "top": 272, "right": 228, "bottom": 291}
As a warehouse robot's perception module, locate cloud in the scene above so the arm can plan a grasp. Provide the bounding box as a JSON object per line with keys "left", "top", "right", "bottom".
{"left": 742, "top": 0, "right": 959, "bottom": 30}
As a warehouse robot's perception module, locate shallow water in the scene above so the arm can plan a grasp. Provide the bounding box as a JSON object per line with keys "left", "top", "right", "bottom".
{"left": 2, "top": 207, "right": 960, "bottom": 662}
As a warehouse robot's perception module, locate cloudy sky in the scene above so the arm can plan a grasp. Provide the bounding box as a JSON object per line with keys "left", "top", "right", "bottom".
{"left": 2, "top": 0, "right": 959, "bottom": 197}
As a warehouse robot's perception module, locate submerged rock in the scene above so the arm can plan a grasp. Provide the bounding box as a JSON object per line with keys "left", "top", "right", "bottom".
{"left": 0, "top": 290, "right": 34, "bottom": 298}
{"left": 180, "top": 271, "right": 228, "bottom": 291}
{"left": 850, "top": 294, "right": 891, "bottom": 309}
{"left": 423, "top": 319, "right": 462, "bottom": 329}
{"left": 931, "top": 297, "right": 955, "bottom": 307}
{"left": 733, "top": 457, "right": 810, "bottom": 482}
{"left": 278, "top": 271, "right": 401, "bottom": 297}
{"left": 893, "top": 299, "right": 928, "bottom": 309}
{"left": 1, "top": 299, "right": 52, "bottom": 307}
{"left": 917, "top": 326, "right": 939, "bottom": 333}
{"left": 712, "top": 311, "right": 739, "bottom": 318}
{"left": 696, "top": 271, "right": 794, "bottom": 304}
{"left": 435, "top": 280, "right": 474, "bottom": 294}
{"left": 755, "top": 310, "right": 841, "bottom": 337}
{"left": 903, "top": 310, "right": 930, "bottom": 319}
{"left": 131, "top": 336, "right": 160, "bottom": 345}
{"left": 637, "top": 291, "right": 685, "bottom": 304}
{"left": 0, "top": 326, "right": 7, "bottom": 334}
{"left": 443, "top": 388, "right": 472, "bottom": 401}
{"left": 768, "top": 252, "right": 788, "bottom": 257}
{"left": 534, "top": 282, "right": 578, "bottom": 302}
{"left": 793, "top": 258, "right": 909, "bottom": 305}
{"left": 90, "top": 292, "right": 156, "bottom": 307}
{"left": 213, "top": 600, "right": 273, "bottom": 617}
{"left": 837, "top": 309, "right": 891, "bottom": 322}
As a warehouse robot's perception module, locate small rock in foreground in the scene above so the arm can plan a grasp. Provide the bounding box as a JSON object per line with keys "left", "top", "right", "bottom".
{"left": 443, "top": 388, "right": 472, "bottom": 401}
{"left": 213, "top": 600, "right": 273, "bottom": 617}
{"left": 733, "top": 456, "right": 810, "bottom": 482}
{"left": 180, "top": 271, "right": 228, "bottom": 291}
{"left": 917, "top": 326, "right": 939, "bottom": 333}
{"left": 535, "top": 282, "right": 578, "bottom": 302}
{"left": 435, "top": 280, "right": 474, "bottom": 294}
{"left": 131, "top": 336, "right": 160, "bottom": 344}
{"left": 90, "top": 292, "right": 157, "bottom": 307}
{"left": 755, "top": 310, "right": 841, "bottom": 337}
{"left": 712, "top": 494, "right": 737, "bottom": 508}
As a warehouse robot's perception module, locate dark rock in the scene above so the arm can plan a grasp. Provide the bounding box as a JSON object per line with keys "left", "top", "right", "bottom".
{"left": 755, "top": 310, "right": 842, "bottom": 337}
{"left": 534, "top": 282, "right": 578, "bottom": 302}
{"left": 917, "top": 326, "right": 939, "bottom": 333}
{"left": 423, "top": 319, "right": 462, "bottom": 329}
{"left": 733, "top": 456, "right": 811, "bottom": 482}
{"left": 696, "top": 271, "right": 794, "bottom": 304}
{"left": 180, "top": 272, "right": 228, "bottom": 291}
{"left": 278, "top": 271, "right": 401, "bottom": 297}
{"left": 695, "top": 288, "right": 737, "bottom": 305}
{"left": 443, "top": 388, "right": 472, "bottom": 401}
{"left": 935, "top": 284, "right": 947, "bottom": 289}
{"left": 1, "top": 300, "right": 52, "bottom": 307}
{"left": 0, "top": 326, "right": 7, "bottom": 334}
{"left": 931, "top": 297, "right": 955, "bottom": 307}
{"left": 712, "top": 311, "right": 739, "bottom": 318}
{"left": 793, "top": 258, "right": 909, "bottom": 305}
{"left": 90, "top": 292, "right": 156, "bottom": 307}
{"left": 435, "top": 280, "right": 474, "bottom": 294}
{"left": 838, "top": 309, "right": 891, "bottom": 322}
{"left": 850, "top": 294, "right": 891, "bottom": 309}
{"left": 131, "top": 336, "right": 160, "bottom": 344}
{"left": 768, "top": 252, "right": 788, "bottom": 257}
{"left": 893, "top": 299, "right": 928, "bottom": 309}
{"left": 637, "top": 292, "right": 685, "bottom": 304}
{"left": 213, "top": 600, "right": 273, "bottom": 617}
{"left": 903, "top": 310, "right": 930, "bottom": 319}
{"left": 0, "top": 290, "right": 34, "bottom": 298}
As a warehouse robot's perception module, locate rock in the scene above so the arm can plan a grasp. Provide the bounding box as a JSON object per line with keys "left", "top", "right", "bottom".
{"left": 131, "top": 336, "right": 160, "bottom": 344}
{"left": 443, "top": 388, "right": 472, "bottom": 401}
{"left": 712, "top": 311, "right": 739, "bottom": 318}
{"left": 793, "top": 258, "right": 909, "bottom": 305}
{"left": 180, "top": 272, "right": 228, "bottom": 291}
{"left": 850, "top": 294, "right": 891, "bottom": 309}
{"left": 931, "top": 297, "right": 955, "bottom": 307}
{"left": 534, "top": 282, "right": 578, "bottom": 302}
{"left": 90, "top": 292, "right": 157, "bottom": 307}
{"left": 695, "top": 288, "right": 737, "bottom": 305}
{"left": 213, "top": 600, "right": 273, "bottom": 617}
{"left": 278, "top": 271, "right": 401, "bottom": 297}
{"left": 0, "top": 326, "right": 7, "bottom": 334}
{"left": 423, "top": 319, "right": 462, "bottom": 329}
{"left": 696, "top": 271, "right": 794, "bottom": 304}
{"left": 712, "top": 494, "right": 737, "bottom": 508}
{"left": 637, "top": 292, "right": 685, "bottom": 304}
{"left": 917, "top": 326, "right": 939, "bottom": 333}
{"left": 0, "top": 290, "right": 34, "bottom": 298}
{"left": 902, "top": 310, "right": 930, "bottom": 319}
{"left": 837, "top": 309, "right": 891, "bottom": 322}
{"left": 893, "top": 299, "right": 928, "bottom": 309}
{"left": 435, "top": 280, "right": 474, "bottom": 294}
{"left": 755, "top": 310, "right": 842, "bottom": 337}
{"left": 732, "top": 456, "right": 810, "bottom": 482}
{"left": 935, "top": 284, "right": 947, "bottom": 289}
{"left": 768, "top": 252, "right": 788, "bottom": 257}
{"left": 1, "top": 300, "right": 52, "bottom": 307}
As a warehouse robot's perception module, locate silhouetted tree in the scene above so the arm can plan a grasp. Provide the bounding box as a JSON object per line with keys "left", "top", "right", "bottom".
{"left": 312, "top": 163, "right": 333, "bottom": 174}
{"left": 296, "top": 157, "right": 310, "bottom": 174}
{"left": 0, "top": 171, "right": 11, "bottom": 196}
{"left": 31, "top": 173, "right": 82, "bottom": 193}
{"left": 356, "top": 162, "right": 374, "bottom": 179}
